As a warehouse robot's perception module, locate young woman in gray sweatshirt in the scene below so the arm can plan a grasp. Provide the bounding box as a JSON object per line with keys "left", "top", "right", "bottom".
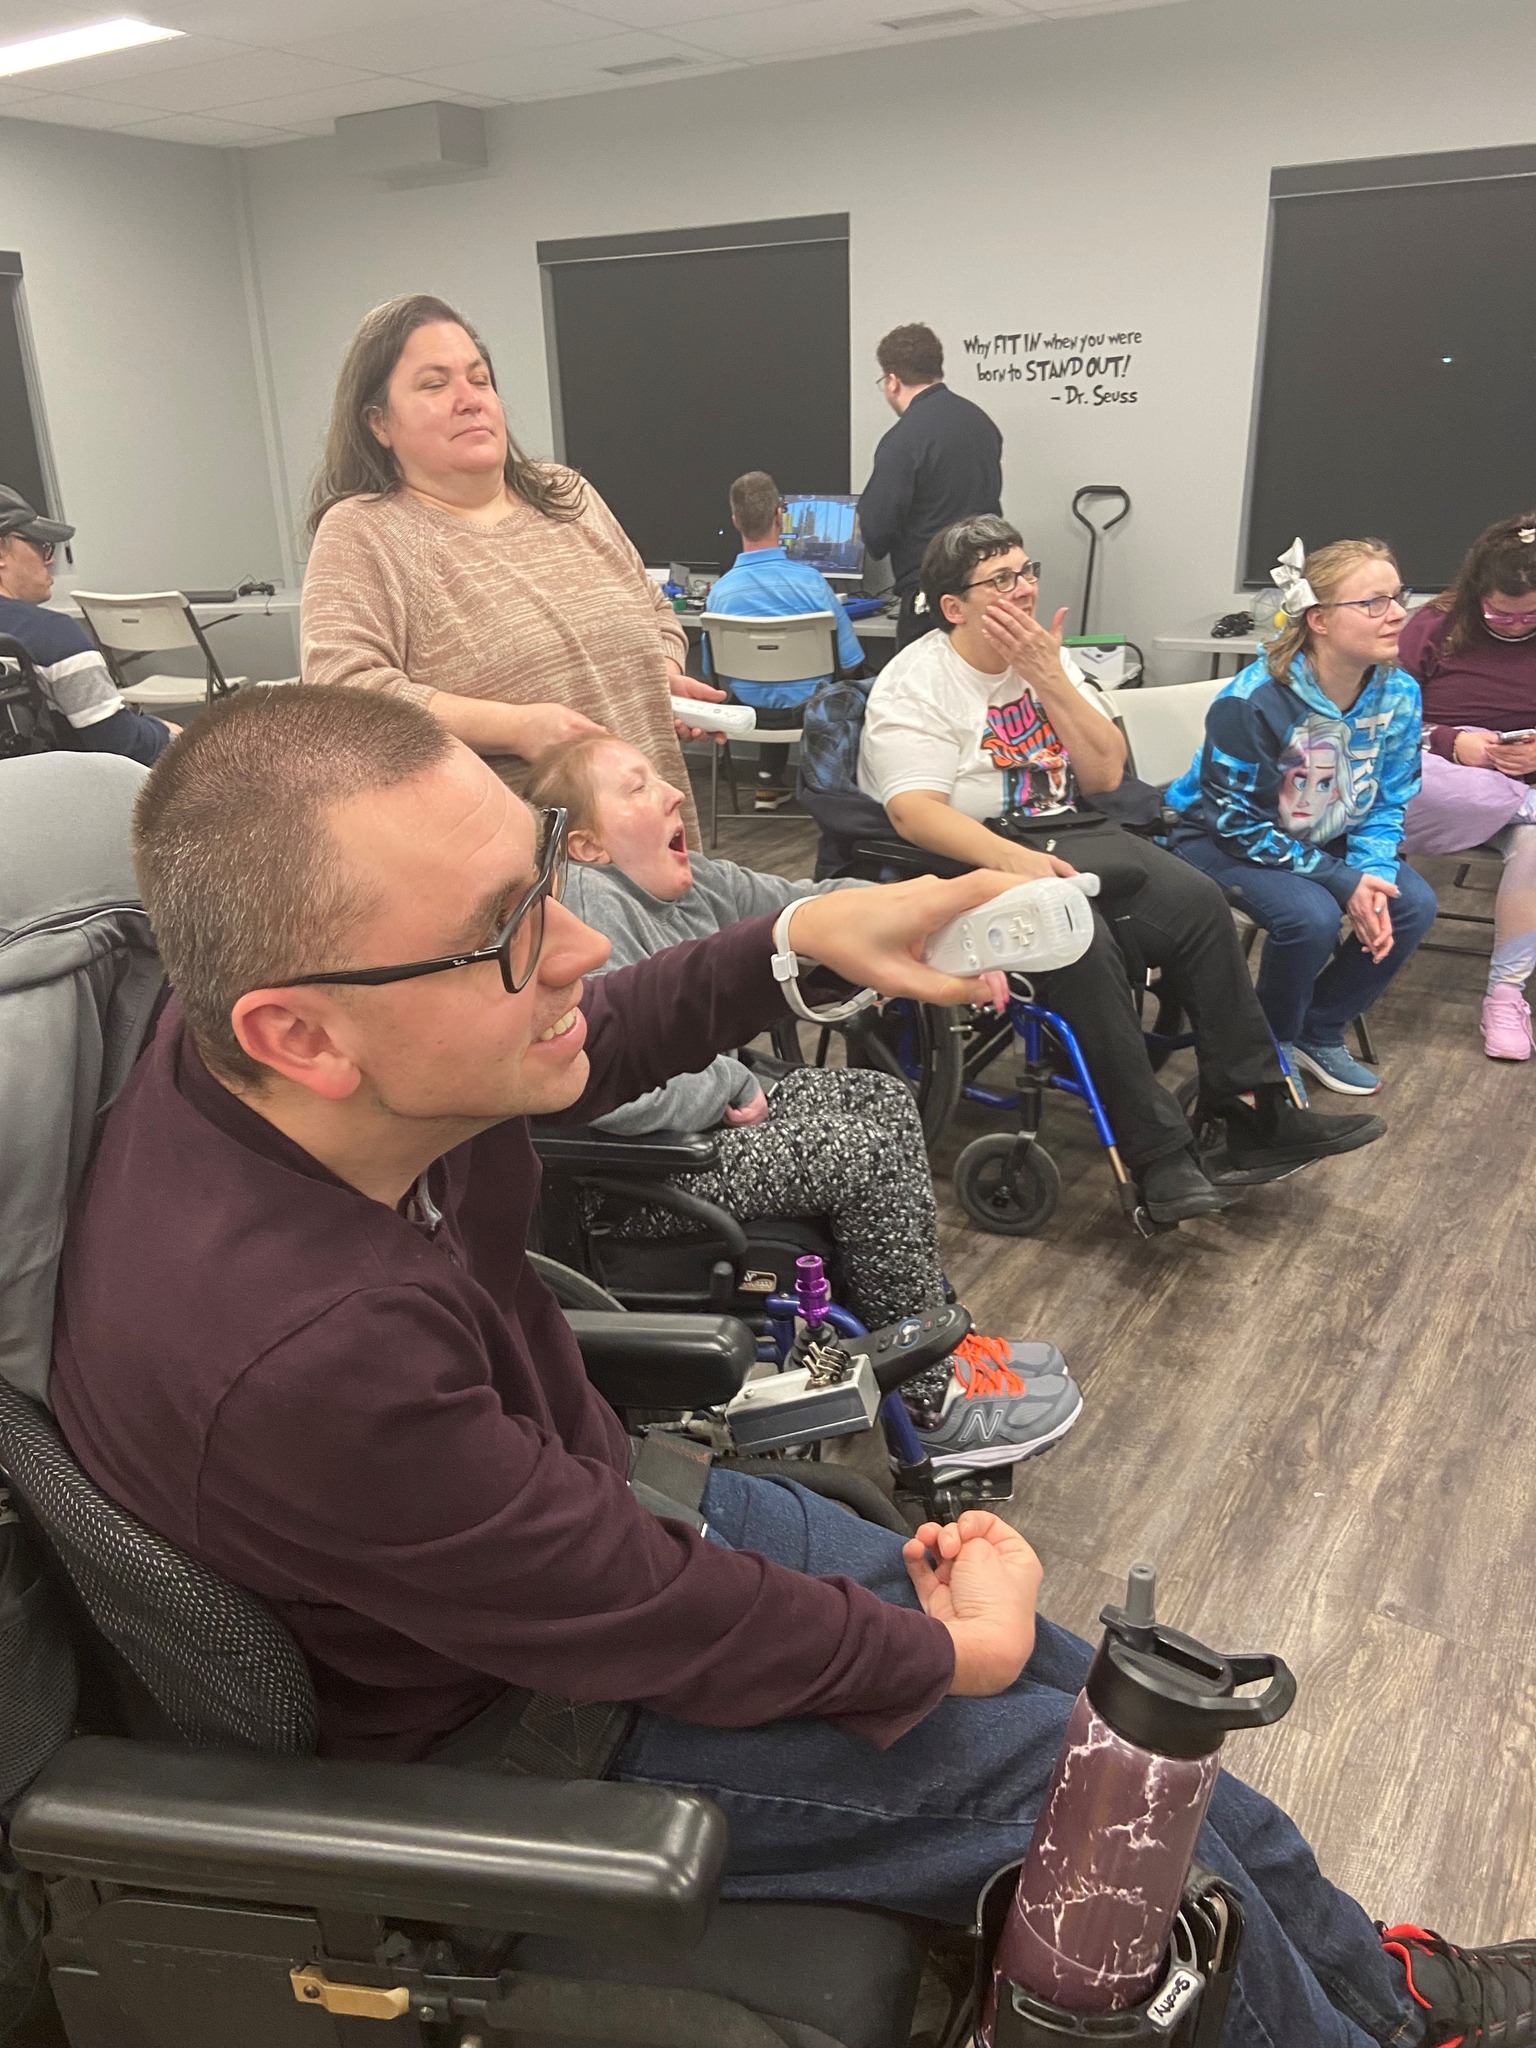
{"left": 525, "top": 734, "right": 1080, "bottom": 1471}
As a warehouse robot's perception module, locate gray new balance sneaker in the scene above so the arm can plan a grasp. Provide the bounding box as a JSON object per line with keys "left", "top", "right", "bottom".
{"left": 912, "top": 1335, "right": 1083, "bottom": 1475}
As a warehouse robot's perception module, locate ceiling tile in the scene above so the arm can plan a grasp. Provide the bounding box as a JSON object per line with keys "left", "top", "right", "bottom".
{"left": 214, "top": 73, "right": 485, "bottom": 127}
{"left": 415, "top": 30, "right": 739, "bottom": 98}
{"left": 669, "top": 0, "right": 1018, "bottom": 59}
{"left": 72, "top": 48, "right": 375, "bottom": 111}
{"left": 119, "top": 110, "right": 300, "bottom": 144}
{"left": 555, "top": 0, "right": 810, "bottom": 27}
{"left": 7, "top": 91, "right": 172, "bottom": 128}
{"left": 11, "top": 32, "right": 247, "bottom": 92}
{"left": 144, "top": 0, "right": 490, "bottom": 44}
{"left": 289, "top": 0, "right": 622, "bottom": 73}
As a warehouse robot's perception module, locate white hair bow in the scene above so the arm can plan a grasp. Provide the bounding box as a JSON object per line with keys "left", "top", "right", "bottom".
{"left": 1271, "top": 537, "right": 1317, "bottom": 617}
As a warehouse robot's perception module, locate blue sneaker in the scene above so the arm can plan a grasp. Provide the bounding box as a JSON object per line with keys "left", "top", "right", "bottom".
{"left": 1291, "top": 1039, "right": 1382, "bottom": 1096}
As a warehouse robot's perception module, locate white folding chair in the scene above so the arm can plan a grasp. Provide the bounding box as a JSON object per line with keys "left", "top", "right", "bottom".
{"left": 72, "top": 592, "right": 247, "bottom": 710}
{"left": 1109, "top": 678, "right": 1225, "bottom": 788}
{"left": 696, "top": 610, "right": 841, "bottom": 847}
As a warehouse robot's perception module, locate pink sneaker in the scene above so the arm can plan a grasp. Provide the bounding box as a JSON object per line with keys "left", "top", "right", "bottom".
{"left": 1482, "top": 985, "right": 1534, "bottom": 1060}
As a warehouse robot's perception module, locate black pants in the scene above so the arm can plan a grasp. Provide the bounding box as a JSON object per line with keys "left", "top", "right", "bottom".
{"left": 1011, "top": 820, "right": 1282, "bottom": 1167}
{"left": 727, "top": 695, "right": 805, "bottom": 783}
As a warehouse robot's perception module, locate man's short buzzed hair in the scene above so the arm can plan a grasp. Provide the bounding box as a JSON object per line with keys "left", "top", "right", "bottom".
{"left": 877, "top": 323, "right": 943, "bottom": 386}
{"left": 729, "top": 471, "right": 781, "bottom": 542}
{"left": 133, "top": 685, "right": 453, "bottom": 1085}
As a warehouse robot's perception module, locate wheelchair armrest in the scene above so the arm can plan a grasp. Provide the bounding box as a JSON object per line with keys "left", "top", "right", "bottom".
{"left": 568, "top": 1312, "right": 754, "bottom": 1408}
{"left": 11, "top": 1736, "right": 724, "bottom": 1946}
{"left": 532, "top": 1123, "right": 722, "bottom": 1174}
{"left": 850, "top": 837, "right": 972, "bottom": 881}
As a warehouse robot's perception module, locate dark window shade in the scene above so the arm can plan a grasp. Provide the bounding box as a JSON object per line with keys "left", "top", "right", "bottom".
{"left": 544, "top": 231, "right": 849, "bottom": 566}
{"left": 1244, "top": 166, "right": 1536, "bottom": 590}
{"left": 0, "top": 276, "right": 50, "bottom": 517}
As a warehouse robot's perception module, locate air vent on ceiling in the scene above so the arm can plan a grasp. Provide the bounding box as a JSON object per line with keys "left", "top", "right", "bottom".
{"left": 881, "top": 6, "right": 986, "bottom": 26}
{"left": 603, "top": 53, "right": 692, "bottom": 75}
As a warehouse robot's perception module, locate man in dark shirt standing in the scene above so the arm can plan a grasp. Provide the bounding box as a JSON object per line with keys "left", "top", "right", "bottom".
{"left": 858, "top": 325, "right": 1004, "bottom": 650}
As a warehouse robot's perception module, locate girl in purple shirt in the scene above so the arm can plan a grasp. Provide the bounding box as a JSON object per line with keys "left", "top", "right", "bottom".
{"left": 1399, "top": 512, "right": 1536, "bottom": 1060}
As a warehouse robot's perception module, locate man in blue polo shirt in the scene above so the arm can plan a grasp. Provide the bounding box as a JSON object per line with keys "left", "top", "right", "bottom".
{"left": 707, "top": 470, "right": 864, "bottom": 810}
{"left": 0, "top": 485, "right": 174, "bottom": 765}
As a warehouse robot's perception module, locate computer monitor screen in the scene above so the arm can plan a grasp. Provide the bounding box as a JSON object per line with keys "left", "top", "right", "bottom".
{"left": 780, "top": 493, "right": 863, "bottom": 576}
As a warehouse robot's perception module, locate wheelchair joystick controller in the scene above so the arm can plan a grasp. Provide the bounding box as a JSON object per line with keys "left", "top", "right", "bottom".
{"left": 980, "top": 1564, "right": 1296, "bottom": 2042}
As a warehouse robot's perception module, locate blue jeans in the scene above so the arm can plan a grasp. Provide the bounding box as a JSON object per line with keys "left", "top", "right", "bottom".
{"left": 614, "top": 1471, "right": 1422, "bottom": 2048}
{"left": 1169, "top": 834, "right": 1438, "bottom": 1049}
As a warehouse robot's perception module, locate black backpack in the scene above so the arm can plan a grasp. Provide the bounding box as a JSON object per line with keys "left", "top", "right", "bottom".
{"left": 0, "top": 637, "right": 67, "bottom": 762}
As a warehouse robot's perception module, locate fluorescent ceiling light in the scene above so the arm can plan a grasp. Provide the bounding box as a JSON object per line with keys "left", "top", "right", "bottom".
{"left": 0, "top": 17, "right": 184, "bottom": 79}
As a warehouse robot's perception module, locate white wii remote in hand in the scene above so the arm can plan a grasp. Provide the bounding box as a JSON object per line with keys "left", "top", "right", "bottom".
{"left": 670, "top": 697, "right": 759, "bottom": 737}
{"left": 924, "top": 873, "right": 1100, "bottom": 976}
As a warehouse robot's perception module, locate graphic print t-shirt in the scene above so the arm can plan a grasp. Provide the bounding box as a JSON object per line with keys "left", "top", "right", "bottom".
{"left": 858, "top": 631, "right": 1113, "bottom": 823}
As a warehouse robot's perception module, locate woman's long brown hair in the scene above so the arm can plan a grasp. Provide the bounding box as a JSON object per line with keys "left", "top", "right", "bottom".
{"left": 306, "top": 292, "right": 584, "bottom": 538}
{"left": 1433, "top": 511, "right": 1536, "bottom": 653}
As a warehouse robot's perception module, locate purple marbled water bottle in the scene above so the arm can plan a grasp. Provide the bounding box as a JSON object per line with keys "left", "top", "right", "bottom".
{"left": 981, "top": 1565, "right": 1295, "bottom": 2038}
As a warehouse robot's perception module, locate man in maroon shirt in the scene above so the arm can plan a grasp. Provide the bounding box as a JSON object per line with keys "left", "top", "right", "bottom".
{"left": 48, "top": 687, "right": 1530, "bottom": 2045}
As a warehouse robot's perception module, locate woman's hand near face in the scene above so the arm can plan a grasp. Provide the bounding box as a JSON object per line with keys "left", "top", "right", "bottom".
{"left": 981, "top": 600, "right": 1071, "bottom": 692}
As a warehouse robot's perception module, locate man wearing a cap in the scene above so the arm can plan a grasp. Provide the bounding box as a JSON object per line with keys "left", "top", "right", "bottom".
{"left": 0, "top": 487, "right": 175, "bottom": 765}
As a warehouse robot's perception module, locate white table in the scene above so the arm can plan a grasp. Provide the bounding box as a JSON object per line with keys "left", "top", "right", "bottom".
{"left": 1153, "top": 615, "right": 1262, "bottom": 679}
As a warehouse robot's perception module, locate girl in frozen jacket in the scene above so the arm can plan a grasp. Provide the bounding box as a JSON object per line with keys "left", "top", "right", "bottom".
{"left": 1166, "top": 539, "right": 1436, "bottom": 1097}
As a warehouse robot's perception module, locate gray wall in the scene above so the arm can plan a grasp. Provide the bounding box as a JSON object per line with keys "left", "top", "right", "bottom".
{"left": 0, "top": 117, "right": 283, "bottom": 597}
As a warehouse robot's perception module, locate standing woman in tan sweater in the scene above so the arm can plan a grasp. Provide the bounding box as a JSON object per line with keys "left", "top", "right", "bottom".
{"left": 301, "top": 293, "right": 723, "bottom": 835}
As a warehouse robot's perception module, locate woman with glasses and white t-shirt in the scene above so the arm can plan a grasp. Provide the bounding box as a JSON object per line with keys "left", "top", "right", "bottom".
{"left": 1167, "top": 539, "right": 1435, "bottom": 1096}
{"left": 857, "top": 516, "right": 1384, "bottom": 1226}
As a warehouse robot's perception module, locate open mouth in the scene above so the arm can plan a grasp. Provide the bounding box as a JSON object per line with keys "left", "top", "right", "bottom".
{"left": 536, "top": 1007, "right": 579, "bottom": 1044}
{"left": 668, "top": 825, "right": 687, "bottom": 856}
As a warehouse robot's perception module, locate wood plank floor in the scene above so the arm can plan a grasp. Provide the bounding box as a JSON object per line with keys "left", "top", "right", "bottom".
{"left": 711, "top": 797, "right": 1536, "bottom": 1948}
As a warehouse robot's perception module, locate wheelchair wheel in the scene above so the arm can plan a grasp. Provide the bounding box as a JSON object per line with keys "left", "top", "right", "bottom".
{"left": 844, "top": 1000, "right": 965, "bottom": 1145}
{"left": 953, "top": 1134, "right": 1061, "bottom": 1236}
{"left": 527, "top": 1250, "right": 627, "bottom": 1312}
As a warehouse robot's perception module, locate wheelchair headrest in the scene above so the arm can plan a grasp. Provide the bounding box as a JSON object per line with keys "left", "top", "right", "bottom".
{"left": 0, "top": 755, "right": 163, "bottom": 1405}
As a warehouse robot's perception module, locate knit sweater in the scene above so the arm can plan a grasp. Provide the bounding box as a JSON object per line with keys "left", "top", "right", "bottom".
{"left": 299, "top": 477, "right": 699, "bottom": 835}
{"left": 565, "top": 858, "right": 861, "bottom": 1133}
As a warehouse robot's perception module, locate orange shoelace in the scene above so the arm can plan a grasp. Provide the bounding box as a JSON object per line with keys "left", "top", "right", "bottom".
{"left": 952, "top": 1331, "right": 1025, "bottom": 1397}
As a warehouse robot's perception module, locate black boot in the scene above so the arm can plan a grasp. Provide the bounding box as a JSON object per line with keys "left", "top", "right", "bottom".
{"left": 1381, "top": 1923, "right": 1536, "bottom": 2044}
{"left": 1137, "top": 1148, "right": 1237, "bottom": 1223}
{"left": 1208, "top": 1084, "right": 1385, "bottom": 1183}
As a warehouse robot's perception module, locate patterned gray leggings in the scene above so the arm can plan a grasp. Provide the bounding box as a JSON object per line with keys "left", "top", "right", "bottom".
{"left": 607, "top": 1067, "right": 948, "bottom": 1332}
